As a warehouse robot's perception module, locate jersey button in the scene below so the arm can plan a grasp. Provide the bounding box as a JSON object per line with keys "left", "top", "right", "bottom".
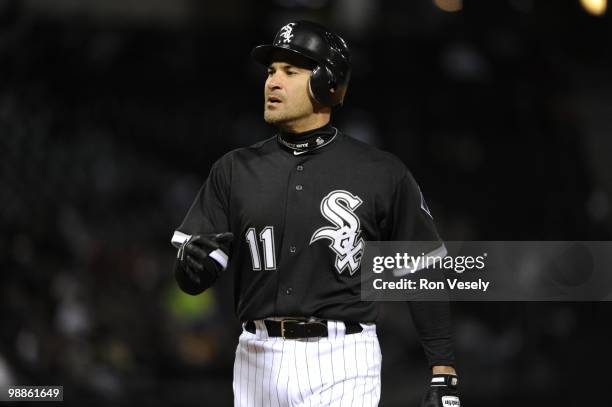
{"left": 295, "top": 185, "right": 303, "bottom": 191}
{"left": 290, "top": 246, "right": 296, "bottom": 253}
{"left": 285, "top": 287, "right": 293, "bottom": 295}
{"left": 296, "top": 165, "right": 304, "bottom": 171}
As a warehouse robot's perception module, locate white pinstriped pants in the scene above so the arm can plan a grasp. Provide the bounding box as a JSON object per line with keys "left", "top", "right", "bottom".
{"left": 233, "top": 320, "right": 382, "bottom": 407}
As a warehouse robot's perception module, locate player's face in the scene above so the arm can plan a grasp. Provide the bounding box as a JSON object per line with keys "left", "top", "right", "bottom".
{"left": 263, "top": 56, "right": 317, "bottom": 130}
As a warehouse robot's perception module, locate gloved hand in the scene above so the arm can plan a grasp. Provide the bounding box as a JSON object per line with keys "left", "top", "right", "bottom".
{"left": 178, "top": 232, "right": 234, "bottom": 270}
{"left": 419, "top": 374, "right": 460, "bottom": 407}
{"left": 175, "top": 232, "right": 234, "bottom": 295}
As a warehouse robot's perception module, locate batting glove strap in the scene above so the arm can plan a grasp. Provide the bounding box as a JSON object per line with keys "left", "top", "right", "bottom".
{"left": 430, "top": 374, "right": 458, "bottom": 388}
{"left": 172, "top": 231, "right": 234, "bottom": 270}
{"left": 177, "top": 233, "right": 233, "bottom": 270}
{"left": 420, "top": 374, "right": 460, "bottom": 407}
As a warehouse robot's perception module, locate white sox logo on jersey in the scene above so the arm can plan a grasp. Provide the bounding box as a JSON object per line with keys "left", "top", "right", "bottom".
{"left": 278, "top": 23, "right": 295, "bottom": 44}
{"left": 310, "top": 190, "right": 364, "bottom": 275}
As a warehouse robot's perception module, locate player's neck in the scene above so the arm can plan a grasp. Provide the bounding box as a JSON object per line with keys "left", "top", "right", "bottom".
{"left": 277, "top": 121, "right": 337, "bottom": 154}
{"left": 278, "top": 122, "right": 334, "bottom": 142}
{"left": 277, "top": 114, "right": 331, "bottom": 135}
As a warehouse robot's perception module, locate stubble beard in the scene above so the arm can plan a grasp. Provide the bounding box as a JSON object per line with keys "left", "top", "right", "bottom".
{"left": 264, "top": 106, "right": 298, "bottom": 127}
{"left": 264, "top": 103, "right": 311, "bottom": 129}
{"left": 264, "top": 108, "right": 284, "bottom": 125}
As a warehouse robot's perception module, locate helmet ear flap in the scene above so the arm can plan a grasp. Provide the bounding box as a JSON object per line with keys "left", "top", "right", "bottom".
{"left": 309, "top": 64, "right": 338, "bottom": 107}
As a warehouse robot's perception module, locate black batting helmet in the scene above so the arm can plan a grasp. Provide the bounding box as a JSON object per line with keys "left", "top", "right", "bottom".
{"left": 251, "top": 20, "right": 351, "bottom": 107}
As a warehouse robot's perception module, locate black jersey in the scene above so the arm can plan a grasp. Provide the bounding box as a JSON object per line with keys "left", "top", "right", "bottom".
{"left": 172, "top": 125, "right": 445, "bottom": 322}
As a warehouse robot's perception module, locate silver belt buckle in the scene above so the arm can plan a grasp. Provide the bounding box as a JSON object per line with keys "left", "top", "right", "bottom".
{"left": 280, "top": 319, "right": 301, "bottom": 339}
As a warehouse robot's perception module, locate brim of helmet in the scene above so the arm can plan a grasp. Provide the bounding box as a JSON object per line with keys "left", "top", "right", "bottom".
{"left": 251, "top": 44, "right": 319, "bottom": 68}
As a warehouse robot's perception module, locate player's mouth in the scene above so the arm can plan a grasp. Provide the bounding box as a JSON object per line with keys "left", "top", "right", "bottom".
{"left": 267, "top": 95, "right": 283, "bottom": 106}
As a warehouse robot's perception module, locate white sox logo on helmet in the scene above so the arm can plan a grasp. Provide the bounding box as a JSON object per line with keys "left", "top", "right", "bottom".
{"left": 310, "top": 190, "right": 364, "bottom": 275}
{"left": 278, "top": 23, "right": 296, "bottom": 44}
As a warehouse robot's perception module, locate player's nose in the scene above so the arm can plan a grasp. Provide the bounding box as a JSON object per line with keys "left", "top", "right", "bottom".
{"left": 266, "top": 74, "right": 283, "bottom": 91}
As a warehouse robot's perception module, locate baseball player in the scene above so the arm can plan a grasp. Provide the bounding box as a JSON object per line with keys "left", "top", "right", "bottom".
{"left": 171, "top": 20, "right": 460, "bottom": 407}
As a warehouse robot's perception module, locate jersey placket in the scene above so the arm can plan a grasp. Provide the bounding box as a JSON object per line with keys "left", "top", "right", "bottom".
{"left": 275, "top": 157, "right": 312, "bottom": 314}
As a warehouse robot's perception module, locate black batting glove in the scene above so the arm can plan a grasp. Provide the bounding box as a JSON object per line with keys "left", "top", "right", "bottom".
{"left": 420, "top": 374, "right": 460, "bottom": 407}
{"left": 175, "top": 232, "right": 233, "bottom": 295}
{"left": 178, "top": 232, "right": 234, "bottom": 271}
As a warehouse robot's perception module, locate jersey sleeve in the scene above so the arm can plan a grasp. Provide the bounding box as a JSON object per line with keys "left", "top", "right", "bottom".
{"left": 170, "top": 159, "right": 231, "bottom": 269}
{"left": 388, "top": 171, "right": 456, "bottom": 367}
{"left": 384, "top": 170, "right": 447, "bottom": 268}
{"left": 409, "top": 301, "right": 456, "bottom": 367}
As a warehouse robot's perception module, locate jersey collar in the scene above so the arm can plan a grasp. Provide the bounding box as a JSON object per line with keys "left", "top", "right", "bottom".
{"left": 277, "top": 123, "right": 338, "bottom": 155}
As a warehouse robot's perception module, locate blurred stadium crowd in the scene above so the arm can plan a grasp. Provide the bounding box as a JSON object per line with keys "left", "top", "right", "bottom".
{"left": 1, "top": 0, "right": 612, "bottom": 405}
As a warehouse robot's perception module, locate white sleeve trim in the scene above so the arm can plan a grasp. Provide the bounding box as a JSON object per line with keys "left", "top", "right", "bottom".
{"left": 171, "top": 231, "right": 191, "bottom": 248}
{"left": 171, "top": 230, "right": 229, "bottom": 270}
{"left": 393, "top": 243, "right": 448, "bottom": 277}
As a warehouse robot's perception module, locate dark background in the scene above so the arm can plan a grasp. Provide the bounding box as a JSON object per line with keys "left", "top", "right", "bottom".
{"left": 1, "top": 0, "right": 612, "bottom": 405}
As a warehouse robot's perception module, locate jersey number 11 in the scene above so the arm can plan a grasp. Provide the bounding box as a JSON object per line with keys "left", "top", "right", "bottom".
{"left": 245, "top": 227, "right": 277, "bottom": 271}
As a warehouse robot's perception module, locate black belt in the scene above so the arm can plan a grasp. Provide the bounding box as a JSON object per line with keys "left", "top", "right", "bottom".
{"left": 245, "top": 319, "right": 363, "bottom": 339}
